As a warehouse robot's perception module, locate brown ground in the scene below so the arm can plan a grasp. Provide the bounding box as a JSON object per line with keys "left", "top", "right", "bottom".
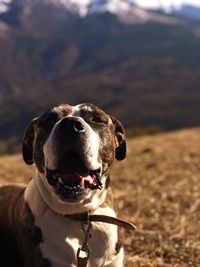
{"left": 1, "top": 128, "right": 200, "bottom": 266}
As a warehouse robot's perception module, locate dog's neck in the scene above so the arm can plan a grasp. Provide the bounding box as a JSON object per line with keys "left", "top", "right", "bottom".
{"left": 25, "top": 168, "right": 109, "bottom": 216}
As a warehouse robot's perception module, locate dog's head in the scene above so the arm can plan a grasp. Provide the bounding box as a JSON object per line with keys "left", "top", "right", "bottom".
{"left": 23, "top": 103, "right": 126, "bottom": 214}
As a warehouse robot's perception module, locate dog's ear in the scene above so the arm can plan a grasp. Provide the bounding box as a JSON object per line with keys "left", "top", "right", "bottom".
{"left": 22, "top": 117, "right": 38, "bottom": 165}
{"left": 111, "top": 116, "right": 126, "bottom": 161}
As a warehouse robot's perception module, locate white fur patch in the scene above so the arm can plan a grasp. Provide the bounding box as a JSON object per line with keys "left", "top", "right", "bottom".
{"left": 71, "top": 104, "right": 93, "bottom": 117}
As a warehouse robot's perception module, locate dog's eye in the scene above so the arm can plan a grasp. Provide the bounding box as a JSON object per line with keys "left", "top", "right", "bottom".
{"left": 92, "top": 116, "right": 105, "bottom": 124}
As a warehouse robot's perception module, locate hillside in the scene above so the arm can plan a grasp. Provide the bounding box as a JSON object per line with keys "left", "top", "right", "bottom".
{"left": 1, "top": 128, "right": 200, "bottom": 266}
{"left": 1, "top": 1, "right": 200, "bottom": 154}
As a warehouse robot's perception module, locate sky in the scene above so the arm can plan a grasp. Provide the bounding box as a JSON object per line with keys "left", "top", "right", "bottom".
{"left": 1, "top": 0, "right": 200, "bottom": 12}
{"left": 0, "top": 0, "right": 200, "bottom": 4}
{"left": 134, "top": 0, "right": 200, "bottom": 11}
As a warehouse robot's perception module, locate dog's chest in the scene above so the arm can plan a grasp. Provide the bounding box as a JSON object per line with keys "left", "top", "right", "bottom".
{"left": 36, "top": 207, "right": 118, "bottom": 267}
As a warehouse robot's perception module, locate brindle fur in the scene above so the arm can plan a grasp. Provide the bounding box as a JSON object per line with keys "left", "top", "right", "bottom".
{"left": 0, "top": 185, "right": 51, "bottom": 267}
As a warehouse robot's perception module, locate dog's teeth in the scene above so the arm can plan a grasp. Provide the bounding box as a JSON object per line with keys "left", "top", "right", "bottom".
{"left": 80, "top": 179, "right": 85, "bottom": 186}
{"left": 58, "top": 178, "right": 63, "bottom": 184}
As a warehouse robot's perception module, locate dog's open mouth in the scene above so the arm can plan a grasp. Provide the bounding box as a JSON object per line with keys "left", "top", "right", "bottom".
{"left": 45, "top": 150, "right": 102, "bottom": 201}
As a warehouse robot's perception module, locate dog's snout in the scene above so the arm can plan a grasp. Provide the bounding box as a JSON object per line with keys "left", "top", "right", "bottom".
{"left": 59, "top": 117, "right": 86, "bottom": 133}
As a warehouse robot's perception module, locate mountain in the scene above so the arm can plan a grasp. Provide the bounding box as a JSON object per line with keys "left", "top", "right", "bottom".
{"left": 172, "top": 4, "right": 200, "bottom": 21}
{"left": 1, "top": 0, "right": 200, "bottom": 154}
{"left": 1, "top": 0, "right": 200, "bottom": 21}
{"left": 0, "top": 0, "right": 185, "bottom": 24}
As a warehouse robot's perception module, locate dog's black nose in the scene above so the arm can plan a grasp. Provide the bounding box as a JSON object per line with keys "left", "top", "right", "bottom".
{"left": 59, "top": 117, "right": 86, "bottom": 133}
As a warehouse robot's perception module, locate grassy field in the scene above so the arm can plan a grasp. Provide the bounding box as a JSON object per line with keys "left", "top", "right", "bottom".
{"left": 1, "top": 128, "right": 200, "bottom": 266}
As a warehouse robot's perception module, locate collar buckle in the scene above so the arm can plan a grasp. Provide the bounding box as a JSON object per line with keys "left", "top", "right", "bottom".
{"left": 77, "top": 216, "right": 92, "bottom": 267}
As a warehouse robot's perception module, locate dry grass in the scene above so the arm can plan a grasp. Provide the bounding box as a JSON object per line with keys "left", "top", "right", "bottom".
{"left": 112, "top": 128, "right": 200, "bottom": 267}
{"left": 1, "top": 128, "right": 200, "bottom": 266}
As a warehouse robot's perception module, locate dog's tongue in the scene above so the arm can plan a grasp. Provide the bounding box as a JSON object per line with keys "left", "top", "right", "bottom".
{"left": 61, "top": 173, "right": 94, "bottom": 186}
{"left": 82, "top": 175, "right": 94, "bottom": 184}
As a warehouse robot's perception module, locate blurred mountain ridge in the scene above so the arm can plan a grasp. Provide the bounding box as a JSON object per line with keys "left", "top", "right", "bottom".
{"left": 172, "top": 4, "right": 200, "bottom": 21}
{"left": 1, "top": 0, "right": 200, "bottom": 154}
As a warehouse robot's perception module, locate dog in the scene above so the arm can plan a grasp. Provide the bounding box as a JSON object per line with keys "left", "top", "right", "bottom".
{"left": 0, "top": 103, "right": 135, "bottom": 267}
